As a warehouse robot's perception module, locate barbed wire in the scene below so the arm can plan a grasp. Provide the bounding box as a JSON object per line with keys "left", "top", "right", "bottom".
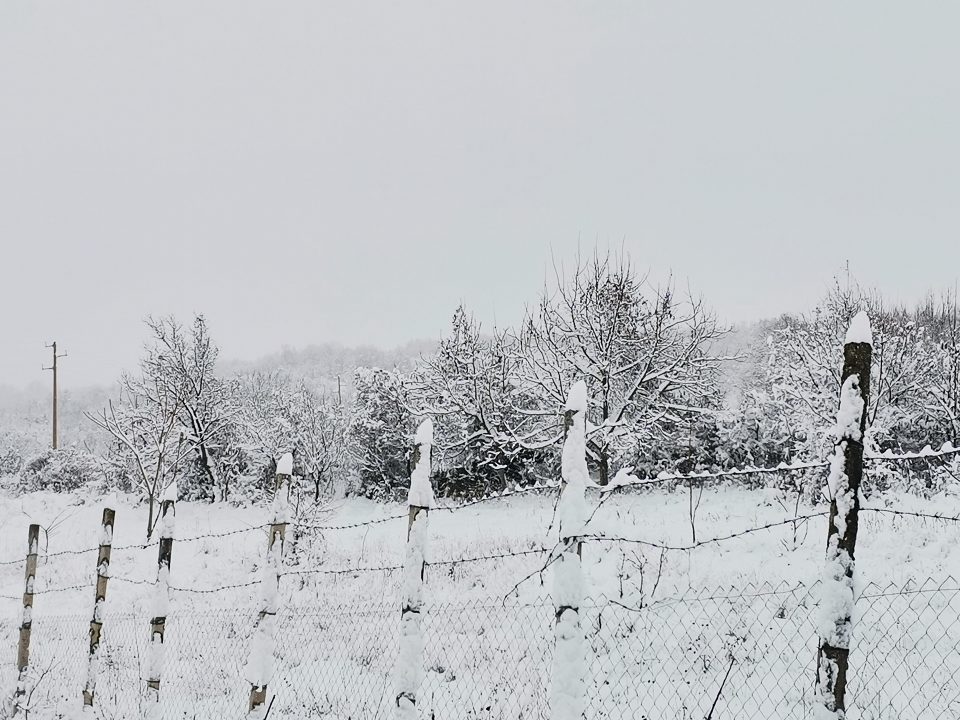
{"left": 0, "top": 523, "right": 271, "bottom": 568}
{"left": 285, "top": 545, "right": 551, "bottom": 580}
{"left": 297, "top": 484, "right": 563, "bottom": 532}
{"left": 297, "top": 513, "right": 407, "bottom": 532}
{"left": 428, "top": 546, "right": 549, "bottom": 567}
{"left": 584, "top": 512, "right": 830, "bottom": 552}
{"left": 33, "top": 583, "right": 94, "bottom": 596}
{"left": 861, "top": 507, "right": 960, "bottom": 523}
{"left": 110, "top": 575, "right": 264, "bottom": 595}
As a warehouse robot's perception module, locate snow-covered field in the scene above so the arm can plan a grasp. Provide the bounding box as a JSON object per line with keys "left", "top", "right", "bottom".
{"left": 2, "top": 485, "right": 959, "bottom": 718}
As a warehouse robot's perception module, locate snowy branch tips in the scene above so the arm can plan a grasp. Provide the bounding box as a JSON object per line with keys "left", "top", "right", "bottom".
{"left": 395, "top": 419, "right": 433, "bottom": 720}
{"left": 552, "top": 381, "right": 587, "bottom": 720}
{"left": 83, "top": 508, "right": 115, "bottom": 710}
{"left": 816, "top": 310, "right": 872, "bottom": 719}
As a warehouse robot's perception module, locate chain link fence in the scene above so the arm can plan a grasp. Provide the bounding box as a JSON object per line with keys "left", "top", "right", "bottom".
{"left": 3, "top": 575, "right": 960, "bottom": 719}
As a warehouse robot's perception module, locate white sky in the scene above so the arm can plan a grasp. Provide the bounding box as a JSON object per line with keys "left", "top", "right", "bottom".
{"left": 2, "top": 2, "right": 959, "bottom": 387}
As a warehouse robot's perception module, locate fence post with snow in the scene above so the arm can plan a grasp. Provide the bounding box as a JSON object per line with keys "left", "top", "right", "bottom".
{"left": 394, "top": 419, "right": 433, "bottom": 720}
{"left": 551, "top": 381, "right": 588, "bottom": 720}
{"left": 82, "top": 508, "right": 115, "bottom": 711}
{"left": 246, "top": 453, "right": 293, "bottom": 717}
{"left": 11, "top": 523, "right": 40, "bottom": 712}
{"left": 145, "top": 495, "right": 175, "bottom": 711}
{"left": 816, "top": 311, "right": 872, "bottom": 718}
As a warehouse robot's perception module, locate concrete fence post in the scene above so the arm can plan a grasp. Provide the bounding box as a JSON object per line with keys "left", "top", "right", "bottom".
{"left": 246, "top": 453, "right": 292, "bottom": 717}
{"left": 394, "top": 419, "right": 433, "bottom": 719}
{"left": 82, "top": 508, "right": 115, "bottom": 711}
{"left": 146, "top": 496, "right": 175, "bottom": 714}
{"left": 551, "top": 381, "right": 588, "bottom": 720}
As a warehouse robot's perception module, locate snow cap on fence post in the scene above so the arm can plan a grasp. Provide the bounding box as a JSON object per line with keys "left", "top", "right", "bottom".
{"left": 844, "top": 310, "right": 873, "bottom": 346}
{"left": 276, "top": 451, "right": 294, "bottom": 477}
{"left": 408, "top": 418, "right": 434, "bottom": 510}
{"left": 394, "top": 418, "right": 433, "bottom": 719}
{"left": 815, "top": 311, "right": 872, "bottom": 719}
{"left": 559, "top": 380, "right": 588, "bottom": 538}
{"left": 551, "top": 380, "right": 587, "bottom": 720}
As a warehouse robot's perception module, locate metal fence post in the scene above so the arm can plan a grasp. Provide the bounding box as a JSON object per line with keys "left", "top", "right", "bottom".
{"left": 816, "top": 311, "right": 872, "bottom": 717}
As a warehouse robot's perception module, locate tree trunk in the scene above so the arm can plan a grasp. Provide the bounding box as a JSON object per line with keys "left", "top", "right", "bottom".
{"left": 146, "top": 493, "right": 156, "bottom": 539}
{"left": 598, "top": 375, "right": 610, "bottom": 486}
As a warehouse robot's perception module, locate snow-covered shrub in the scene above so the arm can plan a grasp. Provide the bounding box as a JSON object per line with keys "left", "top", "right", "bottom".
{"left": 0, "top": 445, "right": 23, "bottom": 476}
{"left": 19, "top": 446, "right": 102, "bottom": 493}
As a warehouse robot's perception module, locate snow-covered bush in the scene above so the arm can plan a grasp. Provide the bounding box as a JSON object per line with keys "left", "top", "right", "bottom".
{"left": 18, "top": 446, "right": 102, "bottom": 493}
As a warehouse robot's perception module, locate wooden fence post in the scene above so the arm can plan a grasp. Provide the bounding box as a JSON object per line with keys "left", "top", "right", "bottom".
{"left": 816, "top": 311, "right": 872, "bottom": 718}
{"left": 146, "top": 497, "right": 175, "bottom": 712}
{"left": 12, "top": 524, "right": 40, "bottom": 711}
{"left": 246, "top": 453, "right": 292, "bottom": 717}
{"left": 551, "top": 381, "right": 588, "bottom": 720}
{"left": 82, "top": 508, "right": 115, "bottom": 711}
{"left": 394, "top": 419, "right": 433, "bottom": 720}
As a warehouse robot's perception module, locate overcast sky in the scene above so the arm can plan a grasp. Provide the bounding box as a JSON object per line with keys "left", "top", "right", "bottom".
{"left": 2, "top": 2, "right": 959, "bottom": 388}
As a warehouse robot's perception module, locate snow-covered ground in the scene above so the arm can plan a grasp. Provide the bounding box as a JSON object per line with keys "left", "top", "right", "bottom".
{"left": 2, "top": 484, "right": 959, "bottom": 718}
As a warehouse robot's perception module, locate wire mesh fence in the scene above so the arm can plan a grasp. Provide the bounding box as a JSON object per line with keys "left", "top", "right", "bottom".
{"left": 3, "top": 576, "right": 960, "bottom": 719}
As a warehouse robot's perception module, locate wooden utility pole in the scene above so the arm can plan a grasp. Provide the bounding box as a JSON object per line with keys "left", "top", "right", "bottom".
{"left": 13, "top": 524, "right": 40, "bottom": 711}
{"left": 816, "top": 312, "right": 872, "bottom": 717}
{"left": 43, "top": 342, "right": 67, "bottom": 449}
{"left": 83, "top": 508, "right": 115, "bottom": 710}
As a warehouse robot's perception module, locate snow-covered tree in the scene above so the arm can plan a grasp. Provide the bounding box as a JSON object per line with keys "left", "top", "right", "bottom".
{"left": 756, "top": 278, "right": 938, "bottom": 462}
{"left": 348, "top": 367, "right": 413, "bottom": 499}
{"left": 144, "top": 315, "right": 239, "bottom": 501}
{"left": 288, "top": 380, "right": 347, "bottom": 501}
{"left": 87, "top": 373, "right": 191, "bottom": 537}
{"left": 917, "top": 291, "right": 960, "bottom": 443}
{"left": 408, "top": 306, "right": 546, "bottom": 495}
{"left": 513, "top": 251, "right": 724, "bottom": 483}
{"left": 234, "top": 371, "right": 298, "bottom": 480}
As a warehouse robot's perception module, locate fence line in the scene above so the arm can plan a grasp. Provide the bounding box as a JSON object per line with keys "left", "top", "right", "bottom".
{"left": 3, "top": 316, "right": 960, "bottom": 717}
{"left": 2, "top": 441, "right": 957, "bottom": 568}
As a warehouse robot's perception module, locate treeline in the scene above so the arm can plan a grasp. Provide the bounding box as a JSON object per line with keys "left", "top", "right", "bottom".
{"left": 2, "top": 253, "right": 959, "bottom": 525}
